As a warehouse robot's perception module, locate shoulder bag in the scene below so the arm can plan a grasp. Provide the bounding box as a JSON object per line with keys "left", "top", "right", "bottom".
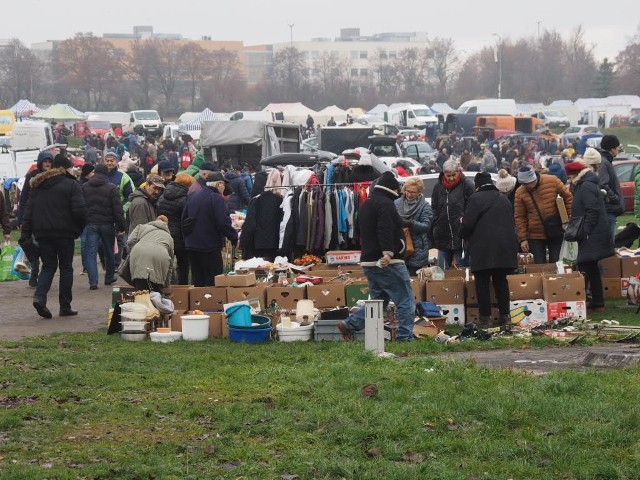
{"left": 563, "top": 216, "right": 584, "bottom": 242}
{"left": 528, "top": 190, "right": 564, "bottom": 239}
{"left": 403, "top": 227, "right": 415, "bottom": 257}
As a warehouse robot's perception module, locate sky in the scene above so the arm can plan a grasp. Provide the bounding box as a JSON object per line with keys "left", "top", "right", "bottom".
{"left": 4, "top": 0, "right": 638, "bottom": 60}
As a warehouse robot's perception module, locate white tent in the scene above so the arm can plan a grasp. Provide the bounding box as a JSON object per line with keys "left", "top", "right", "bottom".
{"left": 179, "top": 108, "right": 227, "bottom": 131}
{"left": 262, "top": 102, "right": 317, "bottom": 125}
{"left": 366, "top": 104, "right": 387, "bottom": 115}
{"left": 430, "top": 103, "right": 455, "bottom": 114}
{"left": 11, "top": 99, "right": 40, "bottom": 117}
{"left": 316, "top": 105, "right": 347, "bottom": 125}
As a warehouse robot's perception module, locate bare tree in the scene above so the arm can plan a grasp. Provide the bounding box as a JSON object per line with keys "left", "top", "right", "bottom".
{"left": 369, "top": 48, "right": 397, "bottom": 98}
{"left": 0, "top": 39, "right": 42, "bottom": 104}
{"left": 427, "top": 37, "right": 460, "bottom": 103}
{"left": 392, "top": 47, "right": 430, "bottom": 101}
{"left": 562, "top": 25, "right": 597, "bottom": 99}
{"left": 200, "top": 49, "right": 247, "bottom": 111}
{"left": 614, "top": 24, "right": 640, "bottom": 95}
{"left": 178, "top": 42, "right": 209, "bottom": 110}
{"left": 269, "top": 47, "right": 309, "bottom": 101}
{"left": 128, "top": 39, "right": 159, "bottom": 107}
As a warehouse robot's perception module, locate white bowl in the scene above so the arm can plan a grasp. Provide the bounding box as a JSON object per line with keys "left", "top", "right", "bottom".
{"left": 276, "top": 322, "right": 314, "bottom": 342}
{"left": 150, "top": 331, "right": 182, "bottom": 343}
{"left": 121, "top": 331, "right": 146, "bottom": 341}
{"left": 121, "top": 321, "right": 147, "bottom": 331}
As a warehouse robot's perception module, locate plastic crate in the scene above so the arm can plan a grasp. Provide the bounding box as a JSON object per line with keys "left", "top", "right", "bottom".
{"left": 313, "top": 319, "right": 365, "bottom": 341}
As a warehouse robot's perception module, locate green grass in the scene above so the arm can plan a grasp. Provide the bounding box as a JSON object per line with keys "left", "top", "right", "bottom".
{"left": 1, "top": 303, "right": 639, "bottom": 480}
{"left": 604, "top": 127, "right": 640, "bottom": 152}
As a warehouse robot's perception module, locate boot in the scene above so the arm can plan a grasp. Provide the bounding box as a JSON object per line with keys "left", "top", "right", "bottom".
{"left": 497, "top": 314, "right": 512, "bottom": 328}
{"left": 477, "top": 315, "right": 492, "bottom": 327}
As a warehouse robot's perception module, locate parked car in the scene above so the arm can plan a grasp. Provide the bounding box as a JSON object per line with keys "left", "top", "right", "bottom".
{"left": 561, "top": 125, "right": 600, "bottom": 142}
{"left": 609, "top": 115, "right": 630, "bottom": 127}
{"left": 400, "top": 141, "right": 437, "bottom": 164}
{"left": 613, "top": 159, "right": 640, "bottom": 212}
{"left": 398, "top": 172, "right": 498, "bottom": 204}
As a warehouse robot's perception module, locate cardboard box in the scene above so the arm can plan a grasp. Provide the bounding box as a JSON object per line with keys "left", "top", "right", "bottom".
{"left": 345, "top": 282, "right": 370, "bottom": 307}
{"left": 326, "top": 250, "right": 361, "bottom": 265}
{"left": 621, "top": 257, "right": 640, "bottom": 277}
{"left": 466, "top": 278, "right": 496, "bottom": 306}
{"left": 523, "top": 264, "right": 558, "bottom": 274}
{"left": 164, "top": 285, "right": 193, "bottom": 311}
{"left": 411, "top": 278, "right": 425, "bottom": 303}
{"left": 507, "top": 274, "right": 544, "bottom": 301}
{"left": 339, "top": 266, "right": 364, "bottom": 276}
{"left": 444, "top": 269, "right": 466, "bottom": 278}
{"left": 439, "top": 304, "right": 465, "bottom": 325}
{"left": 509, "top": 299, "right": 548, "bottom": 328}
{"left": 225, "top": 285, "right": 267, "bottom": 307}
{"left": 542, "top": 273, "right": 585, "bottom": 303}
{"left": 267, "top": 286, "right": 306, "bottom": 310}
{"left": 307, "top": 283, "right": 346, "bottom": 308}
{"left": 465, "top": 307, "right": 500, "bottom": 325}
{"left": 425, "top": 279, "right": 465, "bottom": 304}
{"left": 169, "top": 310, "right": 188, "bottom": 331}
{"left": 189, "top": 287, "right": 227, "bottom": 311}
{"left": 214, "top": 272, "right": 256, "bottom": 287}
{"left": 547, "top": 301, "right": 587, "bottom": 320}
{"left": 207, "top": 311, "right": 228, "bottom": 338}
{"left": 383, "top": 323, "right": 398, "bottom": 341}
{"left": 603, "top": 277, "right": 624, "bottom": 299}
{"left": 599, "top": 256, "right": 621, "bottom": 278}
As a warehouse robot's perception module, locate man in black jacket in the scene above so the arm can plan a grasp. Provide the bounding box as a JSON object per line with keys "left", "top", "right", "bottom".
{"left": 337, "top": 172, "right": 416, "bottom": 341}
{"left": 21, "top": 154, "right": 87, "bottom": 318}
{"left": 81, "top": 164, "right": 126, "bottom": 290}
{"left": 598, "top": 135, "right": 625, "bottom": 240}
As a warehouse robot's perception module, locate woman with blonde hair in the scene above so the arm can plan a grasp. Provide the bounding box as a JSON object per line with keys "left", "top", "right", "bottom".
{"left": 157, "top": 173, "right": 194, "bottom": 284}
{"left": 394, "top": 177, "right": 433, "bottom": 274}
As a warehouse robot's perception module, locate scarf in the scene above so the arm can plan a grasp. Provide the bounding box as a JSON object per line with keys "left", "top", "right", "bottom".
{"left": 441, "top": 171, "right": 463, "bottom": 190}
{"left": 397, "top": 194, "right": 423, "bottom": 219}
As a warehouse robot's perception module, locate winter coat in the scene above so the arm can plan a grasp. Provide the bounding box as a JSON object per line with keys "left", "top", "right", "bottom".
{"left": 224, "top": 171, "right": 251, "bottom": 212}
{"left": 107, "top": 168, "right": 133, "bottom": 207}
{"left": 127, "top": 220, "right": 174, "bottom": 286}
{"left": 182, "top": 186, "right": 238, "bottom": 253}
{"left": 17, "top": 153, "right": 52, "bottom": 225}
{"left": 570, "top": 169, "right": 614, "bottom": 263}
{"left": 127, "top": 169, "right": 145, "bottom": 189}
{"left": 359, "top": 187, "right": 405, "bottom": 263}
{"left": 241, "top": 191, "right": 284, "bottom": 258}
{"left": 481, "top": 151, "right": 498, "bottom": 173}
{"left": 547, "top": 162, "right": 568, "bottom": 184}
{"left": 128, "top": 188, "right": 158, "bottom": 232}
{"left": 157, "top": 181, "right": 189, "bottom": 250}
{"left": 597, "top": 149, "right": 624, "bottom": 216}
{"left": 81, "top": 173, "right": 126, "bottom": 231}
{"left": 460, "top": 186, "right": 518, "bottom": 272}
{"left": 394, "top": 196, "right": 433, "bottom": 269}
{"left": 22, "top": 168, "right": 87, "bottom": 240}
{"left": 430, "top": 174, "right": 475, "bottom": 250}
{"left": 514, "top": 173, "right": 573, "bottom": 242}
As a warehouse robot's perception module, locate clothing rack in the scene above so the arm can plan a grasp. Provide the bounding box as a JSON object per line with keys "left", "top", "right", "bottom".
{"left": 263, "top": 182, "right": 361, "bottom": 189}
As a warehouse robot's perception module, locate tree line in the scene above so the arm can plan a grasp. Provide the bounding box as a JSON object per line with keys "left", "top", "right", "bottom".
{"left": 0, "top": 25, "right": 638, "bottom": 116}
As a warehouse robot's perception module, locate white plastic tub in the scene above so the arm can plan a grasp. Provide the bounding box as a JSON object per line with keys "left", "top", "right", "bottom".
{"left": 181, "top": 314, "right": 210, "bottom": 341}
{"left": 276, "top": 322, "right": 314, "bottom": 342}
{"left": 121, "top": 320, "right": 147, "bottom": 332}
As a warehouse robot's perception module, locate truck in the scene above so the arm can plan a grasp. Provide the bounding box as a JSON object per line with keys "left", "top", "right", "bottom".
{"left": 457, "top": 98, "right": 517, "bottom": 115}
{"left": 0, "top": 109, "right": 16, "bottom": 136}
{"left": 199, "top": 120, "right": 301, "bottom": 171}
{"left": 383, "top": 104, "right": 438, "bottom": 128}
{"left": 318, "top": 126, "right": 375, "bottom": 155}
{"left": 123, "top": 110, "right": 163, "bottom": 136}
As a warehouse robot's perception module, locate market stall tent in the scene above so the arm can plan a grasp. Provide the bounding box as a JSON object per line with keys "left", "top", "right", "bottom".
{"left": 10, "top": 99, "right": 41, "bottom": 118}
{"left": 317, "top": 105, "right": 348, "bottom": 125}
{"left": 262, "top": 102, "right": 317, "bottom": 125}
{"left": 32, "top": 103, "right": 86, "bottom": 121}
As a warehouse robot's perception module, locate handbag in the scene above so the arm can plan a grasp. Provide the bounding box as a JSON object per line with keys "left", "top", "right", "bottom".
{"left": 117, "top": 256, "right": 134, "bottom": 286}
{"left": 528, "top": 191, "right": 564, "bottom": 239}
{"left": 563, "top": 216, "right": 584, "bottom": 242}
{"left": 402, "top": 227, "right": 415, "bottom": 257}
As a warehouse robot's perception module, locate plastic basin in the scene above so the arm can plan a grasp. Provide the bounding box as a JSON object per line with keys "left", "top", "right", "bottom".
{"left": 181, "top": 314, "right": 210, "bottom": 341}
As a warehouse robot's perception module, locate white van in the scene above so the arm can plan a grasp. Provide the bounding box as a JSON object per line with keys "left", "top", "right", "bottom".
{"left": 229, "top": 111, "right": 274, "bottom": 122}
{"left": 457, "top": 99, "right": 517, "bottom": 115}
{"left": 384, "top": 104, "right": 437, "bottom": 128}
{"left": 124, "top": 110, "right": 163, "bottom": 136}
{"left": 0, "top": 122, "right": 55, "bottom": 178}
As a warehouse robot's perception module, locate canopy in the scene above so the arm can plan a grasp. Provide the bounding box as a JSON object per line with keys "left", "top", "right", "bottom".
{"left": 262, "top": 102, "right": 317, "bottom": 125}
{"left": 260, "top": 152, "right": 335, "bottom": 167}
{"left": 33, "top": 103, "right": 85, "bottom": 121}
{"left": 179, "top": 108, "right": 226, "bottom": 131}
{"left": 316, "top": 105, "right": 348, "bottom": 125}
{"left": 430, "top": 103, "right": 455, "bottom": 114}
{"left": 11, "top": 99, "right": 40, "bottom": 116}
{"left": 347, "top": 107, "right": 367, "bottom": 118}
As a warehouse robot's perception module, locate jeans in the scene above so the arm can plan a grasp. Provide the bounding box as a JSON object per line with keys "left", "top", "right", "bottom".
{"left": 80, "top": 229, "right": 88, "bottom": 270}
{"left": 34, "top": 237, "right": 75, "bottom": 310}
{"left": 344, "top": 264, "right": 415, "bottom": 341}
{"left": 474, "top": 268, "right": 512, "bottom": 316}
{"left": 83, "top": 224, "right": 116, "bottom": 287}
{"left": 189, "top": 250, "right": 223, "bottom": 287}
{"left": 529, "top": 237, "right": 563, "bottom": 264}
{"left": 438, "top": 249, "right": 464, "bottom": 270}
{"left": 608, "top": 213, "right": 617, "bottom": 243}
{"left": 577, "top": 260, "right": 604, "bottom": 308}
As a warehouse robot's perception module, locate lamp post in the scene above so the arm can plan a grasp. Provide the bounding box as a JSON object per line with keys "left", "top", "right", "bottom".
{"left": 537, "top": 21, "right": 542, "bottom": 40}
{"left": 492, "top": 33, "right": 502, "bottom": 99}
{"left": 288, "top": 23, "right": 294, "bottom": 48}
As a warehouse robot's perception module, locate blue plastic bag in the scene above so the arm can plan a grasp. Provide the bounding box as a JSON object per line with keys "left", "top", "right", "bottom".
{"left": 11, "top": 245, "right": 31, "bottom": 281}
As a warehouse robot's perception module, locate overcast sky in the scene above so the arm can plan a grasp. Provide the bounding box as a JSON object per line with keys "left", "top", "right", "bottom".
{"left": 5, "top": 0, "right": 638, "bottom": 60}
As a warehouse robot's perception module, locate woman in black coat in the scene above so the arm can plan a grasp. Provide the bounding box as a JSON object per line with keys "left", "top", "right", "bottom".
{"left": 460, "top": 172, "right": 518, "bottom": 327}
{"left": 564, "top": 161, "right": 614, "bottom": 311}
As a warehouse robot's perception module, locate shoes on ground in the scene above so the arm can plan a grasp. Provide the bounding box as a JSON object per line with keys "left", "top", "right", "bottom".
{"left": 337, "top": 320, "right": 354, "bottom": 342}
{"left": 105, "top": 278, "right": 117, "bottom": 286}
{"left": 90, "top": 285, "right": 98, "bottom": 290}
{"left": 59, "top": 309, "right": 78, "bottom": 317}
{"left": 33, "top": 301, "right": 52, "bottom": 319}
{"left": 80, "top": 269, "right": 87, "bottom": 275}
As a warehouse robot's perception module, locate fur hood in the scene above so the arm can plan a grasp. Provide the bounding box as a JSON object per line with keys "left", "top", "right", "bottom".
{"left": 570, "top": 166, "right": 593, "bottom": 185}
{"left": 29, "top": 167, "right": 69, "bottom": 189}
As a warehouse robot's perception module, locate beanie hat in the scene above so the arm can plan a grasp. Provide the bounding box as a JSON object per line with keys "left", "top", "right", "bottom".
{"left": 474, "top": 171, "right": 493, "bottom": 189}
{"left": 517, "top": 165, "right": 537, "bottom": 184}
{"left": 582, "top": 147, "right": 602, "bottom": 165}
{"left": 53, "top": 153, "right": 73, "bottom": 169}
{"left": 81, "top": 163, "right": 95, "bottom": 177}
{"left": 374, "top": 171, "right": 400, "bottom": 197}
{"left": 104, "top": 150, "right": 119, "bottom": 160}
{"left": 495, "top": 169, "right": 516, "bottom": 193}
{"left": 94, "top": 164, "right": 109, "bottom": 176}
{"left": 564, "top": 161, "right": 588, "bottom": 176}
{"left": 600, "top": 135, "right": 620, "bottom": 152}
{"left": 158, "top": 160, "right": 175, "bottom": 173}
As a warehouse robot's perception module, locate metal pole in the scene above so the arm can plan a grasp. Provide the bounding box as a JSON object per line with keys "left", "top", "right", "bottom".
{"left": 493, "top": 33, "right": 502, "bottom": 99}
{"left": 288, "top": 24, "right": 294, "bottom": 48}
{"left": 364, "top": 300, "right": 385, "bottom": 354}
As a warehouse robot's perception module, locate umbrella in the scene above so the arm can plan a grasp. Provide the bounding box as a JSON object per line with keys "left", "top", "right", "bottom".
{"left": 260, "top": 152, "right": 336, "bottom": 167}
{"left": 32, "top": 103, "right": 86, "bottom": 121}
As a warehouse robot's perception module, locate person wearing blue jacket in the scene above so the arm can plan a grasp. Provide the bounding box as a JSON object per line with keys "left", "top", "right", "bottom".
{"left": 182, "top": 172, "right": 238, "bottom": 286}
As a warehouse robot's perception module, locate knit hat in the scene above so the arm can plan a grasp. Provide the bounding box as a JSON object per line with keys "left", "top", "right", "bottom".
{"left": 374, "top": 171, "right": 400, "bottom": 197}
{"left": 495, "top": 169, "right": 516, "bottom": 193}
{"left": 158, "top": 160, "right": 175, "bottom": 173}
{"left": 474, "top": 172, "right": 493, "bottom": 189}
{"left": 200, "top": 161, "right": 217, "bottom": 172}
{"left": 564, "top": 161, "right": 588, "bottom": 176}
{"left": 81, "top": 163, "right": 95, "bottom": 177}
{"left": 600, "top": 134, "right": 620, "bottom": 152}
{"left": 582, "top": 147, "right": 602, "bottom": 165}
{"left": 94, "top": 164, "right": 109, "bottom": 176}
{"left": 104, "top": 150, "right": 119, "bottom": 160}
{"left": 517, "top": 165, "right": 537, "bottom": 184}
{"left": 53, "top": 153, "right": 73, "bottom": 169}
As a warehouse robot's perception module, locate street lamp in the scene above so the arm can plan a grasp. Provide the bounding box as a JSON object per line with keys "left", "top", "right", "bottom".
{"left": 537, "top": 21, "right": 542, "bottom": 40}
{"left": 492, "top": 33, "right": 502, "bottom": 99}
{"left": 288, "top": 23, "right": 294, "bottom": 48}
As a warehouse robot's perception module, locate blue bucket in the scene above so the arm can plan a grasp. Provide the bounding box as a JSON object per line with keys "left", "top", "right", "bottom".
{"left": 226, "top": 304, "right": 251, "bottom": 327}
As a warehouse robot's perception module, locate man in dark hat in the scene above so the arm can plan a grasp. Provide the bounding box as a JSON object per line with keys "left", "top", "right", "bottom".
{"left": 597, "top": 134, "right": 624, "bottom": 239}
{"left": 337, "top": 172, "right": 416, "bottom": 342}
{"left": 21, "top": 153, "right": 87, "bottom": 318}
{"left": 188, "top": 161, "right": 219, "bottom": 196}
{"left": 157, "top": 160, "right": 176, "bottom": 185}
{"left": 128, "top": 174, "right": 165, "bottom": 233}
